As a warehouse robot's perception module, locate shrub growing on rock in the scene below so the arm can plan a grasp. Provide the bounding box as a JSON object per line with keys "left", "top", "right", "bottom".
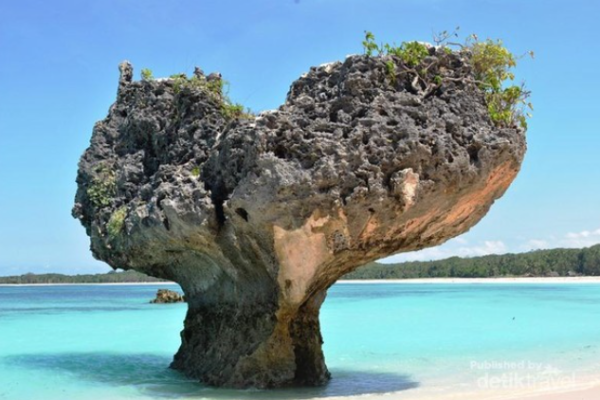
{"left": 362, "top": 30, "right": 532, "bottom": 129}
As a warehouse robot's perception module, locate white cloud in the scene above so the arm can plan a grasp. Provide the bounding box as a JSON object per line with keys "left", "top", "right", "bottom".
{"left": 458, "top": 240, "right": 507, "bottom": 257}
{"left": 520, "top": 228, "right": 600, "bottom": 252}
{"left": 379, "top": 227, "right": 600, "bottom": 265}
{"left": 453, "top": 237, "right": 469, "bottom": 245}
{"left": 380, "top": 238, "right": 507, "bottom": 264}
{"left": 561, "top": 228, "right": 600, "bottom": 248}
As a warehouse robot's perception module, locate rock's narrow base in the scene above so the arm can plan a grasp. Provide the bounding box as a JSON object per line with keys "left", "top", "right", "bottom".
{"left": 170, "top": 292, "right": 330, "bottom": 388}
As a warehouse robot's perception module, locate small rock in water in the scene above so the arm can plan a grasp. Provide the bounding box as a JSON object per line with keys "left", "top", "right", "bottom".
{"left": 150, "top": 289, "right": 185, "bottom": 304}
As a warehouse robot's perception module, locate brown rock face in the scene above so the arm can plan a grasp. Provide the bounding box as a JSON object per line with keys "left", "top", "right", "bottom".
{"left": 73, "top": 51, "right": 526, "bottom": 388}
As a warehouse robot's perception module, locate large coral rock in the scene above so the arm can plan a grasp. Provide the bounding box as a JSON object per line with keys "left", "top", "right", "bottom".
{"left": 73, "top": 50, "right": 526, "bottom": 388}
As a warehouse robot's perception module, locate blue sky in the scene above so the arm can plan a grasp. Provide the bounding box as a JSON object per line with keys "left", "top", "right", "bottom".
{"left": 0, "top": 0, "right": 599, "bottom": 274}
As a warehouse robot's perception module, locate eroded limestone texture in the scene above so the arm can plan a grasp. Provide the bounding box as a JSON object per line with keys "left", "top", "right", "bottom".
{"left": 73, "top": 50, "right": 526, "bottom": 388}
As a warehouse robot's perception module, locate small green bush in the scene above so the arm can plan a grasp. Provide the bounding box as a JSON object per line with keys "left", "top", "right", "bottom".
{"left": 168, "top": 71, "right": 252, "bottom": 121}
{"left": 87, "top": 166, "right": 116, "bottom": 208}
{"left": 471, "top": 39, "right": 515, "bottom": 91}
{"left": 141, "top": 68, "right": 154, "bottom": 81}
{"left": 385, "top": 60, "right": 396, "bottom": 84}
{"left": 361, "top": 30, "right": 532, "bottom": 129}
{"left": 387, "top": 41, "right": 429, "bottom": 67}
{"left": 207, "top": 79, "right": 225, "bottom": 96}
{"left": 222, "top": 103, "right": 245, "bottom": 120}
{"left": 107, "top": 206, "right": 127, "bottom": 240}
{"left": 188, "top": 75, "right": 206, "bottom": 89}
{"left": 469, "top": 39, "right": 533, "bottom": 128}
{"left": 362, "top": 31, "right": 429, "bottom": 66}
{"left": 170, "top": 73, "right": 188, "bottom": 93}
{"left": 362, "top": 31, "right": 380, "bottom": 57}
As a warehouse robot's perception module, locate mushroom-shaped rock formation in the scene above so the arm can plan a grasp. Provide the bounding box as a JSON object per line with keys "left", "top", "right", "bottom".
{"left": 73, "top": 50, "right": 526, "bottom": 388}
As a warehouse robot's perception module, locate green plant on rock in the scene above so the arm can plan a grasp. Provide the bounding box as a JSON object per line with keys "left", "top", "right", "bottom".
{"left": 191, "top": 166, "right": 200, "bottom": 177}
{"left": 170, "top": 73, "right": 188, "bottom": 93}
{"left": 168, "top": 70, "right": 252, "bottom": 121}
{"left": 471, "top": 39, "right": 516, "bottom": 91}
{"left": 87, "top": 166, "right": 116, "bottom": 208}
{"left": 107, "top": 206, "right": 127, "bottom": 240}
{"left": 363, "top": 31, "right": 429, "bottom": 66}
{"left": 385, "top": 60, "right": 397, "bottom": 84}
{"left": 141, "top": 68, "right": 154, "bottom": 81}
{"left": 207, "top": 79, "right": 225, "bottom": 97}
{"left": 361, "top": 30, "right": 532, "bottom": 129}
{"left": 469, "top": 38, "right": 533, "bottom": 129}
{"left": 388, "top": 41, "right": 430, "bottom": 67}
{"left": 222, "top": 102, "right": 245, "bottom": 120}
{"left": 188, "top": 75, "right": 206, "bottom": 90}
{"left": 362, "top": 31, "right": 381, "bottom": 56}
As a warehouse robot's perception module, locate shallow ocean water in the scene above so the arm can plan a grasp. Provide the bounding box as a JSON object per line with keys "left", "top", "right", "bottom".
{"left": 1, "top": 283, "right": 600, "bottom": 400}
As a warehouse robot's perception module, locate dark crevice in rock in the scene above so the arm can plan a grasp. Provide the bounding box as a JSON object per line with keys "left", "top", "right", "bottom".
{"left": 212, "top": 192, "right": 227, "bottom": 227}
{"left": 235, "top": 208, "right": 249, "bottom": 222}
{"left": 274, "top": 144, "right": 287, "bottom": 159}
{"left": 467, "top": 143, "right": 481, "bottom": 165}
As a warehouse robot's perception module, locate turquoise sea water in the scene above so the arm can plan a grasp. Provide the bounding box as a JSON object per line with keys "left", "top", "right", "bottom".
{"left": 2, "top": 283, "right": 600, "bottom": 400}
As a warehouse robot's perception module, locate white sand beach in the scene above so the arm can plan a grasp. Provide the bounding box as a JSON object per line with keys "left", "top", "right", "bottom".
{"left": 522, "top": 384, "right": 600, "bottom": 399}
{"left": 328, "top": 380, "right": 600, "bottom": 400}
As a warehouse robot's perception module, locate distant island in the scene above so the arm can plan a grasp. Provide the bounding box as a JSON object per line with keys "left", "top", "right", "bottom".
{"left": 2, "top": 245, "right": 599, "bottom": 284}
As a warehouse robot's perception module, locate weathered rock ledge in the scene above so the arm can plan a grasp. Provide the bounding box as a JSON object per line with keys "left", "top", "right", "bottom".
{"left": 73, "top": 48, "right": 526, "bottom": 388}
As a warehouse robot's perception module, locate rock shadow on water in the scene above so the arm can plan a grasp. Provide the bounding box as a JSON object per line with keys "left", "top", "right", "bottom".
{"left": 6, "top": 353, "right": 419, "bottom": 399}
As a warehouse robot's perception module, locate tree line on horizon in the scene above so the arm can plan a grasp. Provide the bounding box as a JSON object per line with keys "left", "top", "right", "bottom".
{"left": 0, "top": 269, "right": 168, "bottom": 284}
{"left": 344, "top": 244, "right": 600, "bottom": 279}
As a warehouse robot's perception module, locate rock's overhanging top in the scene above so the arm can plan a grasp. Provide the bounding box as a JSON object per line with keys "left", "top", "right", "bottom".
{"left": 73, "top": 48, "right": 526, "bottom": 388}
